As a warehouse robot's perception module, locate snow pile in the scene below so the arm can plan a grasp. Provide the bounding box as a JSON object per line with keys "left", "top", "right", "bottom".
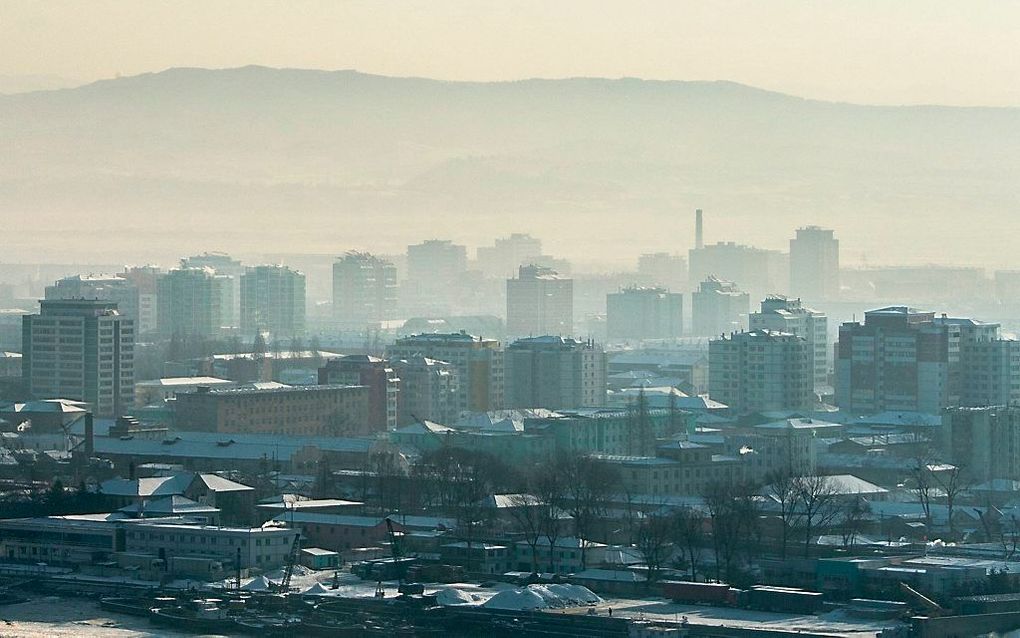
{"left": 482, "top": 584, "right": 601, "bottom": 610}
{"left": 242, "top": 575, "right": 273, "bottom": 591}
{"left": 302, "top": 582, "right": 332, "bottom": 596}
{"left": 483, "top": 587, "right": 549, "bottom": 611}
{"left": 435, "top": 588, "right": 476, "bottom": 606}
{"left": 544, "top": 583, "right": 601, "bottom": 605}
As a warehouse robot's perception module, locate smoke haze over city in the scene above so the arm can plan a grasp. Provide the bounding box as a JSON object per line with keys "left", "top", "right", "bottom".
{"left": 5, "top": 4, "right": 1020, "bottom": 637}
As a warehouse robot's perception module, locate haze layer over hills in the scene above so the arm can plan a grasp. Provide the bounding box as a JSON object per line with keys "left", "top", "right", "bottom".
{"left": 2, "top": 66, "right": 1018, "bottom": 267}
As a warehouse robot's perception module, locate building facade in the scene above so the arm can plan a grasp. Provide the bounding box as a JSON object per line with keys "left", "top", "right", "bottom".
{"left": 173, "top": 384, "right": 371, "bottom": 436}
{"left": 937, "top": 317, "right": 1020, "bottom": 407}
{"left": 22, "top": 299, "right": 135, "bottom": 417}
{"left": 689, "top": 241, "right": 787, "bottom": 303}
{"left": 392, "top": 355, "right": 459, "bottom": 426}
{"left": 46, "top": 274, "right": 140, "bottom": 334}
{"left": 789, "top": 226, "right": 839, "bottom": 301}
{"left": 943, "top": 406, "right": 1020, "bottom": 482}
{"left": 157, "top": 268, "right": 234, "bottom": 339}
{"left": 708, "top": 329, "right": 812, "bottom": 415}
{"left": 386, "top": 333, "right": 504, "bottom": 412}
{"left": 606, "top": 286, "right": 683, "bottom": 341}
{"left": 691, "top": 277, "right": 750, "bottom": 337}
{"left": 405, "top": 240, "right": 468, "bottom": 315}
{"left": 836, "top": 307, "right": 959, "bottom": 414}
{"left": 239, "top": 264, "right": 306, "bottom": 338}
{"left": 505, "top": 336, "right": 607, "bottom": 410}
{"left": 180, "top": 252, "right": 244, "bottom": 329}
{"left": 318, "top": 355, "right": 399, "bottom": 430}
{"left": 750, "top": 295, "right": 828, "bottom": 391}
{"left": 476, "top": 233, "right": 543, "bottom": 279}
{"left": 506, "top": 264, "right": 573, "bottom": 337}
{"left": 118, "top": 266, "right": 162, "bottom": 334}
{"left": 637, "top": 253, "right": 688, "bottom": 291}
{"left": 332, "top": 251, "right": 398, "bottom": 327}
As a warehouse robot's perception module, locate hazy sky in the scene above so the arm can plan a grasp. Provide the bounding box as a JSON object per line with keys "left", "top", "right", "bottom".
{"left": 2, "top": 0, "right": 1019, "bottom": 106}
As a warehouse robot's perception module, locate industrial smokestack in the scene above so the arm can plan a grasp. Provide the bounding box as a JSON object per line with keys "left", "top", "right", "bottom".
{"left": 695, "top": 208, "right": 704, "bottom": 249}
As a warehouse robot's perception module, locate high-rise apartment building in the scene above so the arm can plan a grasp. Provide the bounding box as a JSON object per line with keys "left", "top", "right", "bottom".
{"left": 637, "top": 253, "right": 688, "bottom": 291}
{"left": 505, "top": 336, "right": 607, "bottom": 410}
{"left": 943, "top": 406, "right": 1020, "bottom": 482}
{"left": 934, "top": 316, "right": 1020, "bottom": 407}
{"left": 835, "top": 307, "right": 957, "bottom": 414}
{"left": 606, "top": 286, "right": 683, "bottom": 341}
{"left": 240, "top": 265, "right": 306, "bottom": 338}
{"left": 405, "top": 240, "right": 468, "bottom": 314}
{"left": 476, "top": 233, "right": 543, "bottom": 279}
{"left": 45, "top": 275, "right": 140, "bottom": 330}
{"left": 332, "top": 252, "right": 398, "bottom": 327}
{"left": 118, "top": 266, "right": 162, "bottom": 334}
{"left": 750, "top": 296, "right": 828, "bottom": 391}
{"left": 22, "top": 299, "right": 135, "bottom": 417}
{"left": 689, "top": 241, "right": 787, "bottom": 302}
{"left": 837, "top": 309, "right": 1020, "bottom": 414}
{"left": 318, "top": 355, "right": 399, "bottom": 431}
{"left": 708, "top": 329, "right": 812, "bottom": 414}
{"left": 386, "top": 332, "right": 503, "bottom": 412}
{"left": 392, "top": 355, "right": 459, "bottom": 426}
{"left": 157, "top": 268, "right": 234, "bottom": 340}
{"left": 506, "top": 265, "right": 573, "bottom": 337}
{"left": 180, "top": 252, "right": 244, "bottom": 328}
{"left": 691, "top": 277, "right": 750, "bottom": 337}
{"left": 789, "top": 226, "right": 839, "bottom": 301}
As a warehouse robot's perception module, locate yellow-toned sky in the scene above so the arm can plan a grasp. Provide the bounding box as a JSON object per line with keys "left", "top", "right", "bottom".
{"left": 1, "top": 0, "right": 1018, "bottom": 105}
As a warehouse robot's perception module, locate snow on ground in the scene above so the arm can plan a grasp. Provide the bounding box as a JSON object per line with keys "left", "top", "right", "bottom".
{"left": 601, "top": 596, "right": 901, "bottom": 638}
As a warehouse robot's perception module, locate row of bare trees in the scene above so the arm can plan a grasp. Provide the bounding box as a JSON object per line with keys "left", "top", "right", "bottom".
{"left": 766, "top": 470, "right": 858, "bottom": 559}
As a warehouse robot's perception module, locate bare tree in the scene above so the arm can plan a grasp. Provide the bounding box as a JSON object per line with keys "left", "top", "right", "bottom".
{"left": 838, "top": 495, "right": 871, "bottom": 549}
{"left": 931, "top": 464, "right": 970, "bottom": 540}
{"left": 910, "top": 452, "right": 935, "bottom": 531}
{"left": 673, "top": 506, "right": 706, "bottom": 581}
{"left": 703, "top": 478, "right": 761, "bottom": 582}
{"left": 635, "top": 510, "right": 674, "bottom": 582}
{"left": 764, "top": 469, "right": 803, "bottom": 560}
{"left": 795, "top": 475, "right": 842, "bottom": 557}
{"left": 506, "top": 489, "right": 546, "bottom": 573}
{"left": 561, "top": 454, "right": 620, "bottom": 570}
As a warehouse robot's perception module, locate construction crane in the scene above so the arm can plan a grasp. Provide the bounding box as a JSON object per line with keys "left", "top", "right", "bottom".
{"left": 385, "top": 517, "right": 403, "bottom": 559}
{"left": 276, "top": 534, "right": 302, "bottom": 593}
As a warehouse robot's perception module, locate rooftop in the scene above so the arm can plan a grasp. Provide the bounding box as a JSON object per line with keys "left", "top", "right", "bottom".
{"left": 136, "top": 376, "right": 234, "bottom": 387}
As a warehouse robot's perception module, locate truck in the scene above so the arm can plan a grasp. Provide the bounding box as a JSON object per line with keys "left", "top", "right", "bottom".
{"left": 747, "top": 585, "right": 825, "bottom": 614}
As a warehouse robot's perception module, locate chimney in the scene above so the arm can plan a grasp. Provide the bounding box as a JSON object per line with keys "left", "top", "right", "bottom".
{"left": 695, "top": 209, "right": 704, "bottom": 250}
{"left": 84, "top": 412, "right": 94, "bottom": 459}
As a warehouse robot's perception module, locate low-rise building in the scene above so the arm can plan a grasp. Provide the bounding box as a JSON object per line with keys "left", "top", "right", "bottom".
{"left": 270, "top": 512, "right": 403, "bottom": 552}
{"left": 174, "top": 383, "right": 371, "bottom": 437}
{"left": 0, "top": 513, "right": 298, "bottom": 572}
{"left": 134, "top": 376, "right": 236, "bottom": 406}
{"left": 513, "top": 536, "right": 607, "bottom": 574}
{"left": 97, "top": 472, "right": 256, "bottom": 526}
{"left": 80, "top": 430, "right": 374, "bottom": 475}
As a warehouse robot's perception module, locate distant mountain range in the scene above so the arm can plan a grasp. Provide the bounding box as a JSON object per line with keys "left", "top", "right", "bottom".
{"left": 2, "top": 65, "right": 1018, "bottom": 267}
